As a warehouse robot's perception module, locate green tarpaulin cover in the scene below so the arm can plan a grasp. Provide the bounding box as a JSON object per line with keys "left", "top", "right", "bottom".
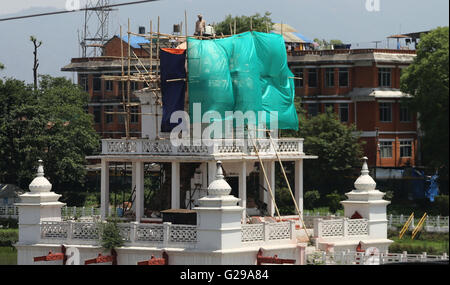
{"left": 187, "top": 31, "right": 298, "bottom": 130}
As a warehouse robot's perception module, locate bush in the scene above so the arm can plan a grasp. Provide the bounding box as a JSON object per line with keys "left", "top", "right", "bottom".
{"left": 304, "top": 190, "right": 320, "bottom": 210}
{"left": 0, "top": 217, "right": 18, "bottom": 229}
{"left": 434, "top": 195, "right": 449, "bottom": 216}
{"left": 0, "top": 229, "right": 18, "bottom": 247}
{"left": 325, "top": 191, "right": 343, "bottom": 213}
{"left": 99, "top": 218, "right": 124, "bottom": 251}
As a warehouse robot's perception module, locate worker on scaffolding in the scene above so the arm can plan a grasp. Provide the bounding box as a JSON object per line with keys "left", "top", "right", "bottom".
{"left": 195, "top": 14, "right": 206, "bottom": 36}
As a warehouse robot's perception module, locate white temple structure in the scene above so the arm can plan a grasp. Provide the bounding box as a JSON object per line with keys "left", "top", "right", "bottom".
{"left": 14, "top": 89, "right": 393, "bottom": 265}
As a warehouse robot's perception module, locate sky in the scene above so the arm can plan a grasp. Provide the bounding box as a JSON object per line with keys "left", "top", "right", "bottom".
{"left": 0, "top": 0, "right": 448, "bottom": 83}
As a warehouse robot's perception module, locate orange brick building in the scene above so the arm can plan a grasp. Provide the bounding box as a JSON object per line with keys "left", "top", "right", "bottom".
{"left": 288, "top": 49, "right": 418, "bottom": 169}
{"left": 62, "top": 35, "right": 419, "bottom": 170}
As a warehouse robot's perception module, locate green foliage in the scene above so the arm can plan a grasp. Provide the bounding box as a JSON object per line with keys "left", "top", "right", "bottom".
{"left": 434, "top": 195, "right": 449, "bottom": 216}
{"left": 0, "top": 62, "right": 4, "bottom": 70}
{"left": 214, "top": 12, "right": 273, "bottom": 35}
{"left": 0, "top": 75, "right": 99, "bottom": 192}
{"left": 325, "top": 191, "right": 343, "bottom": 213}
{"left": 313, "top": 38, "right": 343, "bottom": 49}
{"left": 99, "top": 217, "right": 124, "bottom": 251}
{"left": 400, "top": 27, "right": 449, "bottom": 189}
{"left": 0, "top": 229, "right": 18, "bottom": 247}
{"left": 276, "top": 187, "right": 295, "bottom": 215}
{"left": 0, "top": 217, "right": 18, "bottom": 229}
{"left": 304, "top": 190, "right": 320, "bottom": 210}
{"left": 299, "top": 111, "right": 364, "bottom": 195}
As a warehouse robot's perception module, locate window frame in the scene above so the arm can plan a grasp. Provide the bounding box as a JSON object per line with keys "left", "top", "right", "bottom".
{"left": 93, "top": 106, "right": 101, "bottom": 124}
{"left": 104, "top": 105, "right": 114, "bottom": 124}
{"left": 379, "top": 102, "right": 392, "bottom": 122}
{"left": 399, "top": 140, "right": 413, "bottom": 158}
{"left": 399, "top": 104, "right": 412, "bottom": 122}
{"left": 379, "top": 140, "right": 393, "bottom": 158}
{"left": 307, "top": 103, "right": 319, "bottom": 117}
{"left": 308, "top": 68, "right": 318, "bottom": 88}
{"left": 339, "top": 103, "right": 349, "bottom": 122}
{"left": 93, "top": 74, "right": 102, "bottom": 92}
{"left": 338, "top": 67, "right": 349, "bottom": 87}
{"left": 378, "top": 68, "right": 392, "bottom": 88}
{"left": 325, "top": 68, "right": 334, "bottom": 88}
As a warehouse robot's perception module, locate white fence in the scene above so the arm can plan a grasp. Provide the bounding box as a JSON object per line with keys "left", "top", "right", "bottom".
{"left": 0, "top": 205, "right": 18, "bottom": 218}
{"left": 102, "top": 138, "right": 304, "bottom": 156}
{"left": 40, "top": 221, "right": 198, "bottom": 248}
{"left": 314, "top": 218, "right": 369, "bottom": 238}
{"left": 307, "top": 250, "right": 449, "bottom": 265}
{"left": 241, "top": 221, "right": 295, "bottom": 243}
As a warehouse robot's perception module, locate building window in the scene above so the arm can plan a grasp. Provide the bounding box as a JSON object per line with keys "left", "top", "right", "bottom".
{"left": 131, "top": 106, "right": 139, "bottom": 123}
{"left": 339, "top": 103, "right": 349, "bottom": 122}
{"left": 380, "top": 141, "right": 393, "bottom": 158}
{"left": 93, "top": 106, "right": 101, "bottom": 124}
{"left": 104, "top": 105, "right": 113, "bottom": 124}
{"left": 308, "top": 69, "right": 318, "bottom": 88}
{"left": 105, "top": 74, "right": 113, "bottom": 91}
{"left": 79, "top": 74, "right": 88, "bottom": 92}
{"left": 378, "top": 68, "right": 391, "bottom": 87}
{"left": 93, "top": 74, "right": 102, "bottom": 91}
{"left": 339, "top": 68, "right": 349, "bottom": 87}
{"left": 400, "top": 104, "right": 412, "bottom": 122}
{"left": 307, "top": 103, "right": 319, "bottom": 117}
{"left": 400, "top": 140, "right": 412, "bottom": 157}
{"left": 325, "top": 68, "right": 334, "bottom": 88}
{"left": 379, "top": 102, "right": 392, "bottom": 122}
{"left": 292, "top": 68, "right": 303, "bottom": 88}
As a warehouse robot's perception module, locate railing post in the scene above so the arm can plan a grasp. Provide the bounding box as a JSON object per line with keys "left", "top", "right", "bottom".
{"left": 289, "top": 221, "right": 295, "bottom": 240}
{"left": 163, "top": 222, "right": 171, "bottom": 247}
{"left": 343, "top": 218, "right": 348, "bottom": 237}
{"left": 389, "top": 214, "right": 393, "bottom": 228}
{"left": 82, "top": 207, "right": 86, "bottom": 217}
{"left": 67, "top": 220, "right": 74, "bottom": 244}
{"left": 73, "top": 206, "right": 76, "bottom": 218}
{"left": 264, "top": 222, "right": 270, "bottom": 242}
{"left": 91, "top": 207, "right": 95, "bottom": 217}
{"left": 421, "top": 252, "right": 427, "bottom": 262}
{"left": 130, "top": 222, "right": 137, "bottom": 245}
{"left": 400, "top": 214, "right": 404, "bottom": 224}
{"left": 436, "top": 215, "right": 441, "bottom": 231}
{"left": 401, "top": 251, "right": 407, "bottom": 262}
{"left": 314, "top": 218, "right": 323, "bottom": 238}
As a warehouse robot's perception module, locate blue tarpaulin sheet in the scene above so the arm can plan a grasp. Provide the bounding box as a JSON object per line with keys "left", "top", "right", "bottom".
{"left": 160, "top": 48, "right": 186, "bottom": 132}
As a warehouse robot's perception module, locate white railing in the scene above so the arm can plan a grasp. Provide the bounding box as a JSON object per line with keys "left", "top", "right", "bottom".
{"left": 307, "top": 250, "right": 449, "bottom": 265}
{"left": 101, "top": 138, "right": 304, "bottom": 156}
{"left": 0, "top": 205, "right": 19, "bottom": 217}
{"left": 241, "top": 221, "right": 295, "bottom": 243}
{"left": 40, "top": 221, "right": 197, "bottom": 248}
{"left": 314, "top": 218, "right": 369, "bottom": 238}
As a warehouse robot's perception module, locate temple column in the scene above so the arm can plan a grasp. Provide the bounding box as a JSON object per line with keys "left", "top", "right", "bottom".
{"left": 131, "top": 162, "right": 137, "bottom": 212}
{"left": 171, "top": 161, "right": 180, "bottom": 209}
{"left": 295, "top": 159, "right": 304, "bottom": 215}
{"left": 266, "top": 161, "right": 276, "bottom": 217}
{"left": 239, "top": 161, "right": 247, "bottom": 223}
{"left": 135, "top": 161, "right": 145, "bottom": 222}
{"left": 100, "top": 159, "right": 110, "bottom": 220}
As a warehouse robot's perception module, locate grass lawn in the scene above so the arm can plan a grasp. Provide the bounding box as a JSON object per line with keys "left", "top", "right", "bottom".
{"left": 388, "top": 231, "right": 449, "bottom": 255}
{"left": 0, "top": 246, "right": 17, "bottom": 265}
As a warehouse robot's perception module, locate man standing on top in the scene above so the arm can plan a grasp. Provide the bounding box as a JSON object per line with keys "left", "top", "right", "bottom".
{"left": 195, "top": 14, "right": 206, "bottom": 36}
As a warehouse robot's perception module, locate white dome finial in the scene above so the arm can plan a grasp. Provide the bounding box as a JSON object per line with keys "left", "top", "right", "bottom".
{"left": 207, "top": 161, "right": 232, "bottom": 196}
{"left": 29, "top": 160, "right": 52, "bottom": 193}
{"left": 354, "top": 156, "right": 376, "bottom": 191}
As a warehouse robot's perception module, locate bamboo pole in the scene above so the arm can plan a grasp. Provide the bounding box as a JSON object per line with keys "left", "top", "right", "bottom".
{"left": 127, "top": 18, "right": 131, "bottom": 139}
{"left": 248, "top": 132, "right": 282, "bottom": 220}
{"left": 150, "top": 20, "right": 153, "bottom": 76}
{"left": 155, "top": 15, "right": 161, "bottom": 139}
{"left": 250, "top": 17, "right": 253, "bottom": 31}
{"left": 120, "top": 25, "right": 129, "bottom": 138}
{"left": 266, "top": 131, "right": 310, "bottom": 243}
{"left": 234, "top": 18, "right": 236, "bottom": 35}
{"left": 229, "top": 22, "right": 233, "bottom": 35}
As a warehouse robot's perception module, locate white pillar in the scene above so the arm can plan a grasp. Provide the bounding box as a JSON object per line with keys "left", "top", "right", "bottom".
{"left": 295, "top": 160, "right": 304, "bottom": 215}
{"left": 207, "top": 161, "right": 216, "bottom": 185}
{"left": 171, "top": 161, "right": 180, "bottom": 209}
{"left": 135, "top": 161, "right": 145, "bottom": 222}
{"left": 239, "top": 161, "right": 247, "bottom": 223}
{"left": 131, "top": 162, "right": 137, "bottom": 212}
{"left": 266, "top": 161, "right": 276, "bottom": 217}
{"left": 100, "top": 160, "right": 110, "bottom": 220}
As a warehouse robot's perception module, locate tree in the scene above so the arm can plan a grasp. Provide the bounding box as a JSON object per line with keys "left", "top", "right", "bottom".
{"left": 299, "top": 111, "right": 364, "bottom": 195}
{"left": 313, "top": 38, "right": 343, "bottom": 50}
{"left": 0, "top": 62, "right": 4, "bottom": 70}
{"left": 400, "top": 26, "right": 449, "bottom": 192}
{"left": 214, "top": 12, "right": 273, "bottom": 35}
{"left": 30, "top": 36, "right": 42, "bottom": 90}
{"left": 0, "top": 75, "right": 99, "bottom": 195}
